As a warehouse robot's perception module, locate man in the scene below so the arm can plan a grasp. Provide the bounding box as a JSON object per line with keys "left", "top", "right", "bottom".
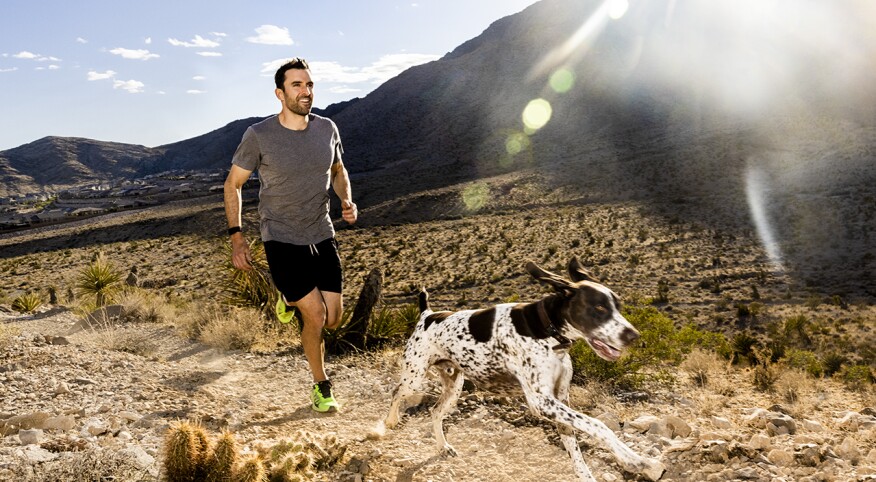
{"left": 224, "top": 57, "right": 357, "bottom": 413}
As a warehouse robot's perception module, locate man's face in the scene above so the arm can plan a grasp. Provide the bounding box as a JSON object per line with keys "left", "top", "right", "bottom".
{"left": 277, "top": 68, "right": 313, "bottom": 116}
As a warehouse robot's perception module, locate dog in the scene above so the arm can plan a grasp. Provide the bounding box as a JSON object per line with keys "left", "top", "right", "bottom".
{"left": 375, "top": 258, "right": 665, "bottom": 482}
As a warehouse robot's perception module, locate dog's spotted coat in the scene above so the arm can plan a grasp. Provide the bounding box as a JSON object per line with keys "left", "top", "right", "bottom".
{"left": 377, "top": 258, "right": 665, "bottom": 482}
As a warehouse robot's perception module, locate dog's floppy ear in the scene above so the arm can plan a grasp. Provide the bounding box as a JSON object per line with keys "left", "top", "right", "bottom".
{"left": 525, "top": 261, "right": 574, "bottom": 294}
{"left": 568, "top": 257, "right": 598, "bottom": 283}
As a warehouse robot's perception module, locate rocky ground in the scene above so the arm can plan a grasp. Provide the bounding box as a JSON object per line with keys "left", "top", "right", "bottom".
{"left": 1, "top": 304, "right": 875, "bottom": 481}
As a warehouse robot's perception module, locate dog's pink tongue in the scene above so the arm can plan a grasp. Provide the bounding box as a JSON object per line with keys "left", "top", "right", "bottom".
{"left": 590, "top": 338, "right": 621, "bottom": 361}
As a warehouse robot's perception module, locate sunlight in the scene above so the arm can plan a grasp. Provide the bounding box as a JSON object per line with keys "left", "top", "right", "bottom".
{"left": 522, "top": 98, "right": 552, "bottom": 132}
{"left": 549, "top": 68, "right": 575, "bottom": 93}
{"left": 462, "top": 183, "right": 491, "bottom": 211}
{"left": 505, "top": 132, "right": 530, "bottom": 156}
{"left": 745, "top": 165, "right": 784, "bottom": 270}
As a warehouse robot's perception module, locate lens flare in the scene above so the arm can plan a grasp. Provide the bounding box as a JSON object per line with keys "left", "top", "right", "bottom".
{"left": 505, "top": 132, "right": 530, "bottom": 156}
{"left": 522, "top": 98, "right": 552, "bottom": 131}
{"left": 608, "top": 0, "right": 629, "bottom": 19}
{"left": 462, "top": 183, "right": 490, "bottom": 211}
{"left": 745, "top": 165, "right": 784, "bottom": 270}
{"left": 549, "top": 68, "right": 575, "bottom": 93}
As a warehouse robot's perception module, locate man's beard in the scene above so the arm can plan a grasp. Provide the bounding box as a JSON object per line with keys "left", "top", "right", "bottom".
{"left": 288, "top": 97, "right": 312, "bottom": 116}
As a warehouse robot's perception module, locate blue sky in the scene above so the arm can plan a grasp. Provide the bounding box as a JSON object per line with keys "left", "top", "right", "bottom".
{"left": 0, "top": 0, "right": 539, "bottom": 150}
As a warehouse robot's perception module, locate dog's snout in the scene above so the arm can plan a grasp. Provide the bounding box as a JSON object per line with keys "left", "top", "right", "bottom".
{"left": 620, "top": 327, "right": 640, "bottom": 345}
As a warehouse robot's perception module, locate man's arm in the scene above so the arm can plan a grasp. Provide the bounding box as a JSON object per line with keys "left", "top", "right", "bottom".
{"left": 331, "top": 160, "right": 357, "bottom": 224}
{"left": 224, "top": 164, "right": 254, "bottom": 270}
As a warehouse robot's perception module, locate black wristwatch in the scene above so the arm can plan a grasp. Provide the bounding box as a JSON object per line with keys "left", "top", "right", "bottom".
{"left": 227, "top": 226, "right": 242, "bottom": 236}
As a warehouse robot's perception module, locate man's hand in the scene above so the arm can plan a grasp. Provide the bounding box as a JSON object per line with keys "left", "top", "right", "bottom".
{"left": 342, "top": 199, "right": 358, "bottom": 224}
{"left": 231, "top": 234, "right": 253, "bottom": 271}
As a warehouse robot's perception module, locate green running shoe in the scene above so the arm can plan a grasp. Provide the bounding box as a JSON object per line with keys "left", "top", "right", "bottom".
{"left": 311, "top": 380, "right": 340, "bottom": 413}
{"left": 275, "top": 293, "right": 295, "bottom": 324}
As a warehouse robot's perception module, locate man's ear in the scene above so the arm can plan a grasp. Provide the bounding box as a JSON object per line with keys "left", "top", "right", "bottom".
{"left": 568, "top": 257, "right": 598, "bottom": 283}
{"left": 525, "top": 261, "right": 575, "bottom": 295}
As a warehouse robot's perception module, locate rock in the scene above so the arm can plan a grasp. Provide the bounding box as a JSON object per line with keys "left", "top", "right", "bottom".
{"left": 748, "top": 434, "right": 771, "bottom": 451}
{"left": 116, "top": 430, "right": 133, "bottom": 442}
{"left": 703, "top": 440, "right": 730, "bottom": 463}
{"left": 46, "top": 336, "right": 69, "bottom": 345}
{"left": 836, "top": 437, "right": 861, "bottom": 464}
{"left": 602, "top": 473, "right": 618, "bottom": 481}
{"left": 663, "top": 415, "right": 692, "bottom": 438}
{"left": 735, "top": 467, "right": 759, "bottom": 479}
{"left": 710, "top": 416, "right": 733, "bottom": 430}
{"left": 19, "top": 445, "right": 58, "bottom": 463}
{"left": 648, "top": 420, "right": 674, "bottom": 439}
{"left": 626, "top": 415, "right": 659, "bottom": 433}
{"left": 866, "top": 448, "right": 876, "bottom": 464}
{"left": 119, "top": 446, "right": 157, "bottom": 476}
{"left": 836, "top": 411, "right": 860, "bottom": 431}
{"left": 118, "top": 411, "right": 141, "bottom": 423}
{"left": 766, "top": 413, "right": 797, "bottom": 436}
{"left": 596, "top": 413, "right": 621, "bottom": 432}
{"left": 53, "top": 381, "right": 70, "bottom": 395}
{"left": 796, "top": 443, "right": 821, "bottom": 467}
{"left": 0, "top": 412, "right": 51, "bottom": 435}
{"left": 767, "top": 449, "right": 794, "bottom": 466}
{"left": 743, "top": 408, "right": 770, "bottom": 428}
{"left": 43, "top": 415, "right": 76, "bottom": 431}
{"left": 84, "top": 419, "right": 108, "bottom": 437}
{"left": 801, "top": 419, "right": 825, "bottom": 433}
{"left": 768, "top": 404, "right": 790, "bottom": 415}
{"left": 18, "top": 429, "right": 42, "bottom": 445}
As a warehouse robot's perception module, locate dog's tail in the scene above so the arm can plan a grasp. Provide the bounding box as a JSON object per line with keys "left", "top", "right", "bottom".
{"left": 418, "top": 287, "right": 430, "bottom": 313}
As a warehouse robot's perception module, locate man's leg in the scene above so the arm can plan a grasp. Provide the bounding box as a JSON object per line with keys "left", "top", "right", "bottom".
{"left": 290, "top": 288, "right": 330, "bottom": 382}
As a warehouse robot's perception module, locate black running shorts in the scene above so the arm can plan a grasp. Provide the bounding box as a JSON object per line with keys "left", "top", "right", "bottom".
{"left": 264, "top": 237, "right": 343, "bottom": 303}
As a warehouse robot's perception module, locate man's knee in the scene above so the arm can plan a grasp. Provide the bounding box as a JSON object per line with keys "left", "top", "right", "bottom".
{"left": 325, "top": 312, "right": 342, "bottom": 330}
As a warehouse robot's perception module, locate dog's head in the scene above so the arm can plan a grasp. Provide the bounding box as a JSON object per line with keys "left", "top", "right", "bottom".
{"left": 526, "top": 258, "right": 640, "bottom": 361}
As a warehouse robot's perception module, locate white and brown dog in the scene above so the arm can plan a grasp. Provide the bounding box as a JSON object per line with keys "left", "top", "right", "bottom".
{"left": 375, "top": 258, "right": 665, "bottom": 481}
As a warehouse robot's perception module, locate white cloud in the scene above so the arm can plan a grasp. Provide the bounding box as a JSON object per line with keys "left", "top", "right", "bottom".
{"left": 48, "top": 64, "right": 60, "bottom": 70}
{"left": 145, "top": 37, "right": 152, "bottom": 45}
{"left": 0, "top": 67, "right": 18, "bottom": 73}
{"left": 87, "top": 70, "right": 116, "bottom": 81}
{"left": 109, "top": 48, "right": 159, "bottom": 61}
{"left": 157, "top": 90, "right": 166, "bottom": 95}
{"left": 196, "top": 51, "right": 223, "bottom": 57}
{"left": 113, "top": 79, "right": 145, "bottom": 93}
{"left": 13, "top": 51, "right": 37, "bottom": 59}
{"left": 168, "top": 34, "right": 220, "bottom": 48}
{"left": 328, "top": 86, "right": 361, "bottom": 94}
{"left": 192, "top": 75, "right": 206, "bottom": 80}
{"left": 265, "top": 53, "right": 440, "bottom": 85}
{"left": 211, "top": 32, "right": 227, "bottom": 37}
{"left": 187, "top": 89, "right": 206, "bottom": 94}
{"left": 76, "top": 37, "right": 88, "bottom": 44}
{"left": 246, "top": 25, "right": 293, "bottom": 45}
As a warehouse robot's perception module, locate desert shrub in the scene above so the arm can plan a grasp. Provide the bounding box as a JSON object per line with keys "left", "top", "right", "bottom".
{"left": 841, "top": 365, "right": 874, "bottom": 392}
{"left": 680, "top": 349, "right": 725, "bottom": 388}
{"left": 676, "top": 324, "right": 732, "bottom": 359}
{"left": 731, "top": 332, "right": 759, "bottom": 364}
{"left": 775, "top": 368, "right": 813, "bottom": 404}
{"left": 782, "top": 349, "right": 823, "bottom": 378}
{"left": 222, "top": 239, "right": 278, "bottom": 316}
{"left": 822, "top": 353, "right": 848, "bottom": 377}
{"left": 199, "top": 307, "right": 267, "bottom": 352}
{"left": 116, "top": 289, "right": 176, "bottom": 324}
{"left": 3, "top": 447, "right": 150, "bottom": 481}
{"left": 90, "top": 319, "right": 159, "bottom": 357}
{"left": 655, "top": 279, "right": 670, "bottom": 304}
{"left": 570, "top": 305, "right": 726, "bottom": 389}
{"left": 367, "top": 303, "right": 420, "bottom": 344}
{"left": 752, "top": 348, "right": 780, "bottom": 392}
{"left": 783, "top": 314, "right": 812, "bottom": 345}
{"left": 11, "top": 292, "right": 42, "bottom": 313}
{"left": 76, "top": 252, "right": 123, "bottom": 306}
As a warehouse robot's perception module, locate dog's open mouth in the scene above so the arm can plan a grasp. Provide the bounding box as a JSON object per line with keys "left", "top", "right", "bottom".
{"left": 587, "top": 338, "right": 622, "bottom": 361}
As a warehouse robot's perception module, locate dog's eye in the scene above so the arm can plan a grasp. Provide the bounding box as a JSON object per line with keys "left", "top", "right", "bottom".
{"left": 594, "top": 305, "right": 608, "bottom": 314}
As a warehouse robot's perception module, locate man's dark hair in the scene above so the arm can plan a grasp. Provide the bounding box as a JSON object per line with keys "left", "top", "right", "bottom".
{"left": 275, "top": 57, "right": 310, "bottom": 90}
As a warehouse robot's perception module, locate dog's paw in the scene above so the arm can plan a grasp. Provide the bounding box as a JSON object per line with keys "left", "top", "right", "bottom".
{"left": 641, "top": 458, "right": 665, "bottom": 481}
{"left": 439, "top": 444, "right": 458, "bottom": 458}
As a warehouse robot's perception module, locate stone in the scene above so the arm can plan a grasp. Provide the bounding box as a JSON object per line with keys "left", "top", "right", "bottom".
{"left": 596, "top": 413, "right": 621, "bottom": 433}
{"left": 43, "top": 415, "right": 75, "bottom": 431}
{"left": 748, "top": 434, "right": 772, "bottom": 451}
{"left": 735, "top": 467, "right": 759, "bottom": 479}
{"left": 711, "top": 416, "right": 733, "bottom": 430}
{"left": 866, "top": 448, "right": 876, "bottom": 464}
{"left": 766, "top": 413, "right": 796, "bottom": 436}
{"left": 702, "top": 440, "right": 730, "bottom": 463}
{"left": 119, "top": 446, "right": 157, "bottom": 476}
{"left": 835, "top": 411, "right": 860, "bottom": 431}
{"left": 626, "top": 415, "right": 660, "bottom": 433}
{"left": 796, "top": 444, "right": 821, "bottom": 467}
{"left": 119, "top": 411, "right": 141, "bottom": 423}
{"left": 801, "top": 419, "right": 825, "bottom": 433}
{"left": 53, "top": 381, "right": 71, "bottom": 395}
{"left": 602, "top": 473, "right": 618, "bottom": 482}
{"left": 648, "top": 420, "right": 674, "bottom": 439}
{"left": 19, "top": 446, "right": 58, "bottom": 463}
{"left": 18, "top": 429, "right": 42, "bottom": 445}
{"left": 767, "top": 449, "right": 794, "bottom": 466}
{"left": 663, "top": 415, "right": 692, "bottom": 438}
{"left": 836, "top": 437, "right": 861, "bottom": 464}
{"left": 0, "top": 412, "right": 51, "bottom": 436}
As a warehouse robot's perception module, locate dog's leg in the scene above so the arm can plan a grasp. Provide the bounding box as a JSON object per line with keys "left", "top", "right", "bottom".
{"left": 553, "top": 360, "right": 596, "bottom": 481}
{"left": 382, "top": 342, "right": 432, "bottom": 430}
{"left": 522, "top": 389, "right": 665, "bottom": 481}
{"left": 432, "top": 361, "right": 464, "bottom": 457}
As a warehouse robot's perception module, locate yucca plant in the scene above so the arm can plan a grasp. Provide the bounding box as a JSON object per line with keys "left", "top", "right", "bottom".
{"left": 12, "top": 292, "right": 43, "bottom": 313}
{"left": 75, "top": 252, "right": 122, "bottom": 307}
{"left": 222, "top": 239, "right": 278, "bottom": 316}
{"left": 367, "top": 303, "right": 420, "bottom": 344}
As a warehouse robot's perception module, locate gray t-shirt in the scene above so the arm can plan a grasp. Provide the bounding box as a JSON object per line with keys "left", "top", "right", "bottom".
{"left": 231, "top": 114, "right": 343, "bottom": 245}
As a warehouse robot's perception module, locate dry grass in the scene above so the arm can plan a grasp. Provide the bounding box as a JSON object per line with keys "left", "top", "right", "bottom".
{"left": 90, "top": 319, "right": 159, "bottom": 358}
{"left": 0, "top": 323, "right": 20, "bottom": 349}
{"left": 196, "top": 306, "right": 299, "bottom": 353}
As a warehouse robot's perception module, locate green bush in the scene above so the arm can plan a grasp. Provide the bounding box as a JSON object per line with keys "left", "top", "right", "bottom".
{"left": 11, "top": 292, "right": 43, "bottom": 313}
{"left": 570, "top": 305, "right": 728, "bottom": 389}
{"left": 731, "top": 332, "right": 759, "bottom": 364}
{"left": 76, "top": 252, "right": 122, "bottom": 307}
{"left": 782, "top": 349, "right": 823, "bottom": 378}
{"left": 840, "top": 365, "right": 874, "bottom": 391}
{"left": 822, "top": 353, "right": 848, "bottom": 377}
